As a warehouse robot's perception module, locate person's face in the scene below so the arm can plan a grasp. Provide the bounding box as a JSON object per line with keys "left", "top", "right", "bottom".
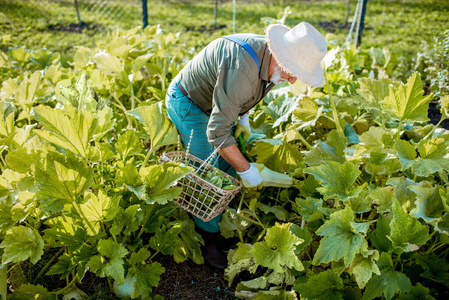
{"left": 269, "top": 59, "right": 297, "bottom": 85}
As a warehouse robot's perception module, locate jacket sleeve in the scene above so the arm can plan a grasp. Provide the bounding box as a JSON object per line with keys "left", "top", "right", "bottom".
{"left": 207, "top": 68, "right": 254, "bottom": 149}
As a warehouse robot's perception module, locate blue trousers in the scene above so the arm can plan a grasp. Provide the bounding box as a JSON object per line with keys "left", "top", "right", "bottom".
{"left": 165, "top": 76, "right": 236, "bottom": 233}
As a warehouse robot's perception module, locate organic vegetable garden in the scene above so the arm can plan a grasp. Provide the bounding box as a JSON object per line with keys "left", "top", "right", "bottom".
{"left": 1, "top": 0, "right": 449, "bottom": 299}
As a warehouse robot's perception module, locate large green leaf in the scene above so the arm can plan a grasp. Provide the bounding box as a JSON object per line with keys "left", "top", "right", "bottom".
{"left": 0, "top": 103, "right": 16, "bottom": 146}
{"left": 128, "top": 103, "right": 178, "bottom": 151}
{"left": 354, "top": 126, "right": 395, "bottom": 158}
{"left": 5, "top": 145, "right": 41, "bottom": 174}
{"left": 294, "top": 269, "right": 344, "bottom": 300}
{"left": 413, "top": 252, "right": 449, "bottom": 283}
{"left": 77, "top": 190, "right": 117, "bottom": 236}
{"left": 87, "top": 238, "right": 128, "bottom": 284}
{"left": 348, "top": 249, "right": 380, "bottom": 289}
{"left": 0, "top": 226, "right": 44, "bottom": 264}
{"left": 439, "top": 95, "right": 449, "bottom": 119}
{"left": 149, "top": 224, "right": 182, "bottom": 255}
{"left": 357, "top": 77, "right": 398, "bottom": 108}
{"left": 219, "top": 208, "right": 251, "bottom": 239}
{"left": 290, "top": 224, "right": 313, "bottom": 253}
{"left": 304, "top": 161, "right": 361, "bottom": 201}
{"left": 410, "top": 183, "right": 445, "bottom": 226}
{"left": 362, "top": 252, "right": 411, "bottom": 300}
{"left": 32, "top": 105, "right": 98, "bottom": 158}
{"left": 35, "top": 151, "right": 94, "bottom": 212}
{"left": 15, "top": 71, "right": 42, "bottom": 115}
{"left": 367, "top": 214, "right": 394, "bottom": 253}
{"left": 436, "top": 213, "right": 449, "bottom": 235}
{"left": 388, "top": 200, "right": 431, "bottom": 253}
{"left": 252, "top": 223, "right": 303, "bottom": 273}
{"left": 6, "top": 283, "right": 52, "bottom": 300}
{"left": 388, "top": 177, "right": 417, "bottom": 212}
{"left": 292, "top": 96, "right": 324, "bottom": 130}
{"left": 262, "top": 93, "right": 297, "bottom": 127}
{"left": 313, "top": 206, "right": 368, "bottom": 267}
{"left": 92, "top": 51, "right": 124, "bottom": 76}
{"left": 226, "top": 244, "right": 259, "bottom": 285}
{"left": 381, "top": 72, "right": 432, "bottom": 122}
{"left": 304, "top": 130, "right": 346, "bottom": 166}
{"left": 293, "top": 197, "right": 332, "bottom": 222}
{"left": 43, "top": 215, "right": 87, "bottom": 252}
{"left": 110, "top": 205, "right": 141, "bottom": 237}
{"left": 397, "top": 283, "right": 436, "bottom": 300}
{"left": 58, "top": 74, "right": 97, "bottom": 112}
{"left": 129, "top": 262, "right": 165, "bottom": 299}
{"left": 115, "top": 129, "right": 143, "bottom": 160}
{"left": 253, "top": 139, "right": 303, "bottom": 173}
{"left": 172, "top": 217, "right": 204, "bottom": 264}
{"left": 139, "top": 162, "right": 193, "bottom": 205}
{"left": 396, "top": 137, "right": 449, "bottom": 177}
{"left": 369, "top": 186, "right": 395, "bottom": 214}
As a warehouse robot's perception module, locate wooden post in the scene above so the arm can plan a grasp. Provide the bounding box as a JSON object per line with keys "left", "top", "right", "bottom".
{"left": 233, "top": 0, "right": 236, "bottom": 33}
{"left": 214, "top": 0, "right": 218, "bottom": 30}
{"left": 344, "top": 0, "right": 351, "bottom": 26}
{"left": 74, "top": 0, "right": 85, "bottom": 26}
{"left": 142, "top": 0, "right": 148, "bottom": 28}
{"left": 355, "top": 0, "right": 368, "bottom": 47}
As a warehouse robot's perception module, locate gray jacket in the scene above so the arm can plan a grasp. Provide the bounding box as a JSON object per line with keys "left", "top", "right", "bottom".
{"left": 179, "top": 33, "right": 274, "bottom": 149}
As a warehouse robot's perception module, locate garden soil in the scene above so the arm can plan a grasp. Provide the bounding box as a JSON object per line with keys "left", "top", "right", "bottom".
{"left": 154, "top": 255, "right": 235, "bottom": 300}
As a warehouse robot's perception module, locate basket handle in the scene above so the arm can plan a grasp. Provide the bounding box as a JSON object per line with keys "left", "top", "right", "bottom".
{"left": 194, "top": 139, "right": 227, "bottom": 175}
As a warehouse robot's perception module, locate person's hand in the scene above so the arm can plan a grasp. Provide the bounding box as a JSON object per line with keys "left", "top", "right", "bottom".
{"left": 234, "top": 114, "right": 251, "bottom": 142}
{"left": 237, "top": 164, "right": 263, "bottom": 188}
{"left": 237, "top": 163, "right": 293, "bottom": 188}
{"left": 252, "top": 163, "right": 293, "bottom": 188}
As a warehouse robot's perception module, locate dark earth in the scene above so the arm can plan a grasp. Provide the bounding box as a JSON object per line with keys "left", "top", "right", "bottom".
{"left": 153, "top": 255, "right": 235, "bottom": 300}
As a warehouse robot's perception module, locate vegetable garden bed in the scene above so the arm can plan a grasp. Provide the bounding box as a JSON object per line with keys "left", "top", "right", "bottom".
{"left": 1, "top": 1, "right": 449, "bottom": 299}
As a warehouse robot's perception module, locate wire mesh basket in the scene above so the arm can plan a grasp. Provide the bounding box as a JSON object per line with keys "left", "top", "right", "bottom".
{"left": 159, "top": 151, "right": 242, "bottom": 222}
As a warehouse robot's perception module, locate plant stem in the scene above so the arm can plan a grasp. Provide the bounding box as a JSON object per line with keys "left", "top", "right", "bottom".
{"left": 423, "top": 116, "right": 446, "bottom": 140}
{"left": 130, "top": 81, "right": 136, "bottom": 111}
{"left": 142, "top": 146, "right": 155, "bottom": 168}
{"left": 237, "top": 212, "right": 263, "bottom": 227}
{"left": 295, "top": 130, "right": 313, "bottom": 150}
{"left": 254, "top": 227, "right": 267, "bottom": 243}
{"left": 438, "top": 246, "right": 449, "bottom": 258}
{"left": 325, "top": 74, "right": 344, "bottom": 137}
{"left": 51, "top": 275, "right": 77, "bottom": 295}
{"left": 396, "top": 118, "right": 402, "bottom": 140}
{"left": 34, "top": 247, "right": 64, "bottom": 282}
{"left": 238, "top": 192, "right": 245, "bottom": 212}
{"left": 113, "top": 95, "right": 132, "bottom": 128}
{"left": 238, "top": 231, "right": 244, "bottom": 243}
{"left": 393, "top": 252, "right": 401, "bottom": 270}
{"left": 0, "top": 155, "right": 6, "bottom": 172}
{"left": 425, "top": 242, "right": 444, "bottom": 255}
{"left": 149, "top": 250, "right": 160, "bottom": 261}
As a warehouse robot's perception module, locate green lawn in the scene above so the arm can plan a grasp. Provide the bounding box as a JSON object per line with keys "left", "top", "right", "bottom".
{"left": 1, "top": 0, "right": 448, "bottom": 63}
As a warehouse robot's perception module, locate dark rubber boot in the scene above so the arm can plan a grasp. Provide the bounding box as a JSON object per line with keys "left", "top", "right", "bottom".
{"left": 197, "top": 228, "right": 227, "bottom": 270}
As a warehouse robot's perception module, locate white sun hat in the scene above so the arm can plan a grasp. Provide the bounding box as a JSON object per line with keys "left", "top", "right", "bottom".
{"left": 266, "top": 22, "right": 327, "bottom": 87}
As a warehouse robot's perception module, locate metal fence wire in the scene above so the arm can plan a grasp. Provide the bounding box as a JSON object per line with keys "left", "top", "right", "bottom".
{"left": 1, "top": 0, "right": 142, "bottom": 32}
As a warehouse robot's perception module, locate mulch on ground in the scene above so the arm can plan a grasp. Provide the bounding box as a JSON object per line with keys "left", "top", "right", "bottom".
{"left": 154, "top": 255, "right": 235, "bottom": 300}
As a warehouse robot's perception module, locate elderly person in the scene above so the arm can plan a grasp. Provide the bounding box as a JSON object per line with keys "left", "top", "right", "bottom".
{"left": 165, "top": 22, "right": 327, "bottom": 269}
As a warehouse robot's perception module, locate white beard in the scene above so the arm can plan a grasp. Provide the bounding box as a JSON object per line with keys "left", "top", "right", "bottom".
{"left": 270, "top": 66, "right": 289, "bottom": 85}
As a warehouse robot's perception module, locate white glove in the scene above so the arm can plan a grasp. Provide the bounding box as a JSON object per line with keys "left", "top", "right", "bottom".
{"left": 234, "top": 114, "right": 251, "bottom": 141}
{"left": 237, "top": 164, "right": 263, "bottom": 188}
